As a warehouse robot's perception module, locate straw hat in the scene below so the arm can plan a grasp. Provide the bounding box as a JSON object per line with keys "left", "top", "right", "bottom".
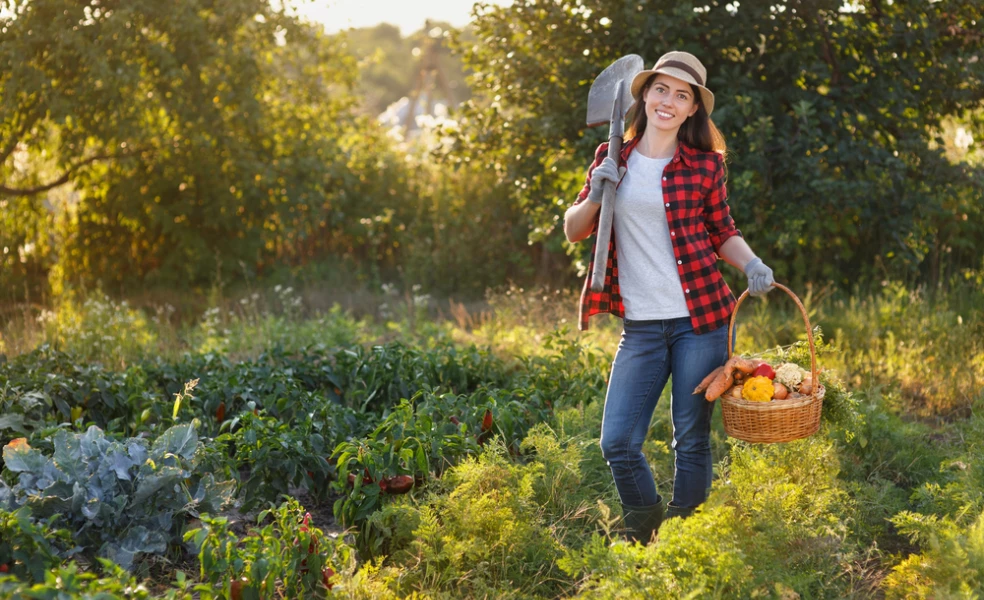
{"left": 630, "top": 51, "right": 715, "bottom": 116}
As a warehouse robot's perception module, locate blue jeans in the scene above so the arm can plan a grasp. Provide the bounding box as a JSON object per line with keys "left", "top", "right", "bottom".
{"left": 600, "top": 316, "right": 729, "bottom": 509}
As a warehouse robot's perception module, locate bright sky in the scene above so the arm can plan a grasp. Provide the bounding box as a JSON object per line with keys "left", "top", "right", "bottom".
{"left": 294, "top": 0, "right": 513, "bottom": 34}
{"left": 0, "top": 2, "right": 515, "bottom": 33}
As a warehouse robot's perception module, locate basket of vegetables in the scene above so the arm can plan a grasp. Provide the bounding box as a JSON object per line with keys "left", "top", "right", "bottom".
{"left": 695, "top": 283, "right": 825, "bottom": 443}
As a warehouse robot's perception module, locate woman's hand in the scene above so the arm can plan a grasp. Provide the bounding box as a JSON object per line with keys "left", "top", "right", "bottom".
{"left": 587, "top": 157, "right": 626, "bottom": 204}
{"left": 564, "top": 157, "right": 625, "bottom": 243}
{"left": 743, "top": 257, "right": 774, "bottom": 297}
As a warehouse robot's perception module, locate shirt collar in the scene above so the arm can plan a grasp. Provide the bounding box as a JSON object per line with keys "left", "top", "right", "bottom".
{"left": 621, "top": 136, "right": 698, "bottom": 168}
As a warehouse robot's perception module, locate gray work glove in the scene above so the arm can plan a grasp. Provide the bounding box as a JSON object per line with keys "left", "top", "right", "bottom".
{"left": 587, "top": 157, "right": 627, "bottom": 204}
{"left": 744, "top": 257, "right": 774, "bottom": 297}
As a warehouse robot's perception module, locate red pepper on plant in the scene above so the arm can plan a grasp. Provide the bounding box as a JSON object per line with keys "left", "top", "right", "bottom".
{"left": 297, "top": 512, "right": 319, "bottom": 573}
{"left": 302, "top": 512, "right": 316, "bottom": 554}
{"left": 230, "top": 578, "right": 244, "bottom": 600}
{"left": 346, "top": 468, "right": 373, "bottom": 487}
{"left": 386, "top": 475, "right": 414, "bottom": 494}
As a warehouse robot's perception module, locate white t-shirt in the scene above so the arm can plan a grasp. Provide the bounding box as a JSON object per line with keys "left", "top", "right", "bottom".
{"left": 613, "top": 152, "right": 690, "bottom": 320}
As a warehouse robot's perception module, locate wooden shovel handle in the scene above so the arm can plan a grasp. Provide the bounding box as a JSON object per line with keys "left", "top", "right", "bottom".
{"left": 589, "top": 136, "right": 622, "bottom": 292}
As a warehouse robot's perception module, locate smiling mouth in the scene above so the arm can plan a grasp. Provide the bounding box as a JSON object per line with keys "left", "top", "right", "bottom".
{"left": 655, "top": 110, "right": 674, "bottom": 119}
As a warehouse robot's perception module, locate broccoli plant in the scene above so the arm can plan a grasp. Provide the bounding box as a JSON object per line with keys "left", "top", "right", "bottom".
{"left": 0, "top": 424, "right": 235, "bottom": 570}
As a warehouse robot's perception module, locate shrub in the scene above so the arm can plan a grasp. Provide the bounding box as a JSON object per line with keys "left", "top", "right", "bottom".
{"left": 559, "top": 504, "right": 753, "bottom": 598}
{"left": 883, "top": 510, "right": 984, "bottom": 599}
{"left": 0, "top": 506, "right": 73, "bottom": 583}
{"left": 0, "top": 560, "right": 194, "bottom": 599}
{"left": 35, "top": 293, "right": 158, "bottom": 366}
{"left": 380, "top": 444, "right": 567, "bottom": 598}
{"left": 186, "top": 498, "right": 355, "bottom": 599}
{"left": 0, "top": 345, "right": 154, "bottom": 442}
{"left": 725, "top": 435, "right": 856, "bottom": 596}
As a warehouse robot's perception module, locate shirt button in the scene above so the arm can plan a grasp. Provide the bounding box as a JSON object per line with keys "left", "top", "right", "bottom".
{"left": 677, "top": 260, "right": 682, "bottom": 265}
{"left": 662, "top": 176, "right": 667, "bottom": 181}
{"left": 685, "top": 288, "right": 690, "bottom": 294}
{"left": 665, "top": 203, "right": 670, "bottom": 207}
{"left": 670, "top": 231, "right": 675, "bottom": 236}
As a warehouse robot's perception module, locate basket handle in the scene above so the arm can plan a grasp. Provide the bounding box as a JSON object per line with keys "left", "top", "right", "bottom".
{"left": 727, "top": 282, "right": 818, "bottom": 388}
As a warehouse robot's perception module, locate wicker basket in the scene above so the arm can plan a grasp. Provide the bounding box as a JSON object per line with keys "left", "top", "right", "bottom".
{"left": 720, "top": 283, "right": 825, "bottom": 443}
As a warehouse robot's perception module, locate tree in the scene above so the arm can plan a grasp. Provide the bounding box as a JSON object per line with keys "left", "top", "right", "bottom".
{"left": 453, "top": 0, "right": 984, "bottom": 288}
{"left": 1, "top": 0, "right": 362, "bottom": 291}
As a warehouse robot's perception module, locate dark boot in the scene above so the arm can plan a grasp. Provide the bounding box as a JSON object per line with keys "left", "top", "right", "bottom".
{"left": 620, "top": 497, "right": 665, "bottom": 544}
{"left": 664, "top": 502, "right": 696, "bottom": 520}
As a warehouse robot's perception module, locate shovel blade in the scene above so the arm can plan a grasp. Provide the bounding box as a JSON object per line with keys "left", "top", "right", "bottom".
{"left": 586, "top": 54, "right": 645, "bottom": 127}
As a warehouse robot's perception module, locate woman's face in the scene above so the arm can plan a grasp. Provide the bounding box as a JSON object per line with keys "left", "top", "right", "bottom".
{"left": 642, "top": 73, "right": 699, "bottom": 133}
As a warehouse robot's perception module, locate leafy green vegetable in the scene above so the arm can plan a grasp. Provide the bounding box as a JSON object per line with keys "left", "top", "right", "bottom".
{"left": 1, "top": 424, "right": 234, "bottom": 570}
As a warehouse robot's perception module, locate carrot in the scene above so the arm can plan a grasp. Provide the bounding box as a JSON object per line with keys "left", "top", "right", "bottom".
{"left": 733, "top": 358, "right": 763, "bottom": 374}
{"left": 705, "top": 367, "right": 736, "bottom": 401}
{"left": 693, "top": 365, "right": 725, "bottom": 395}
{"left": 705, "top": 375, "right": 733, "bottom": 401}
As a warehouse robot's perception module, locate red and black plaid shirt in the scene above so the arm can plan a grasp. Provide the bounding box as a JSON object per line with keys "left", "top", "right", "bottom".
{"left": 572, "top": 137, "right": 742, "bottom": 334}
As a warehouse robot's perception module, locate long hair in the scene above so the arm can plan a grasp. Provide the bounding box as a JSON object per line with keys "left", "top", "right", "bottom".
{"left": 624, "top": 73, "right": 727, "bottom": 157}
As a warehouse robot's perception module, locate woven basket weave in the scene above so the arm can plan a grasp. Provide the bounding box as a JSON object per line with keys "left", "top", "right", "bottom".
{"left": 720, "top": 283, "right": 825, "bottom": 443}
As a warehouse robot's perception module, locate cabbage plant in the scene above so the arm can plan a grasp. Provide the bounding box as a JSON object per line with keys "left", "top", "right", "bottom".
{"left": 0, "top": 424, "right": 234, "bottom": 570}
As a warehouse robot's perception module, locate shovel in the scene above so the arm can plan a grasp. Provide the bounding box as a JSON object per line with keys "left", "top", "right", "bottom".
{"left": 585, "top": 54, "right": 644, "bottom": 292}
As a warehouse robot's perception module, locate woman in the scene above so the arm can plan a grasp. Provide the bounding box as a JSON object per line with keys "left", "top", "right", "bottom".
{"left": 563, "top": 51, "right": 774, "bottom": 544}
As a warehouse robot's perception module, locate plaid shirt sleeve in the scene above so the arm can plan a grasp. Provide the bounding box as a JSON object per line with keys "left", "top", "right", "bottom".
{"left": 572, "top": 142, "right": 618, "bottom": 331}
{"left": 703, "top": 152, "right": 742, "bottom": 252}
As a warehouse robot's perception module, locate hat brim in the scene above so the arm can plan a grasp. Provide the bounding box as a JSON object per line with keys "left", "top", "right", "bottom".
{"left": 630, "top": 68, "right": 715, "bottom": 116}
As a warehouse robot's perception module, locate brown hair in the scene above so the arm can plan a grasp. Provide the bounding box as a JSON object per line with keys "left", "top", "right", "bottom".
{"left": 624, "top": 74, "right": 727, "bottom": 157}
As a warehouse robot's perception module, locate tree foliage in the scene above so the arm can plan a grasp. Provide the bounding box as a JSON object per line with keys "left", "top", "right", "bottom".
{"left": 2, "top": 0, "right": 983, "bottom": 302}
{"left": 1, "top": 0, "right": 366, "bottom": 291}
{"left": 454, "top": 0, "right": 984, "bottom": 288}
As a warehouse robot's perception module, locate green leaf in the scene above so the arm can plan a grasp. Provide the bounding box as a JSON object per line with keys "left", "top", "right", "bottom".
{"left": 152, "top": 423, "right": 198, "bottom": 461}
{"left": 2, "top": 443, "right": 45, "bottom": 473}
{"left": 0, "top": 413, "right": 26, "bottom": 434}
